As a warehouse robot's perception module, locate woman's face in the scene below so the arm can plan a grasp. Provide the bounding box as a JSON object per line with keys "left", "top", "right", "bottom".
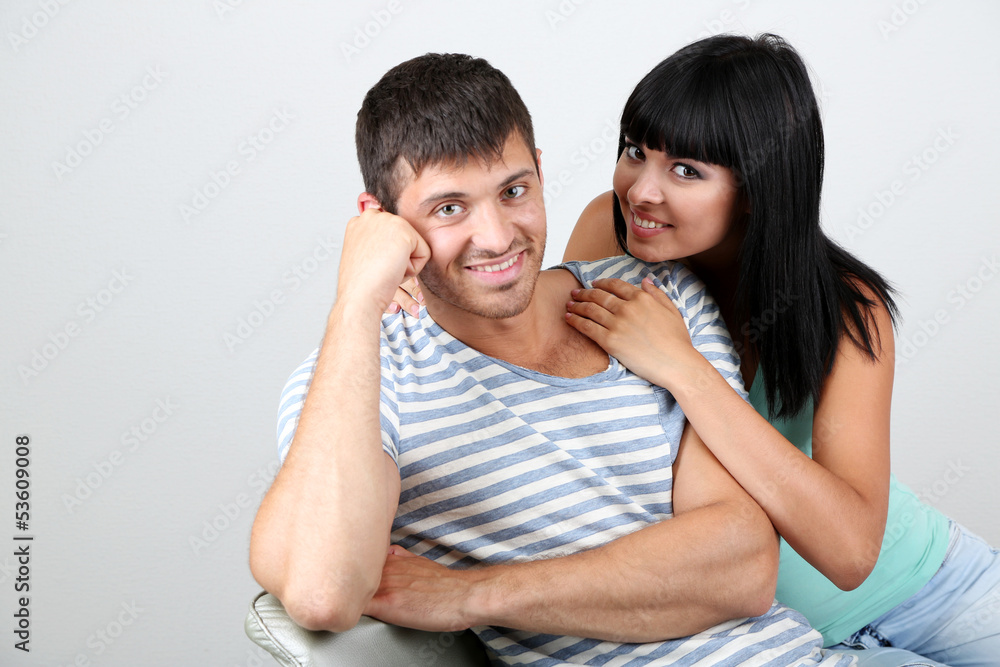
{"left": 613, "top": 139, "right": 745, "bottom": 266}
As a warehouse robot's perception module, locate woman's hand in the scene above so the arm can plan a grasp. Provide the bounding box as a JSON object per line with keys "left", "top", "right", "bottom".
{"left": 385, "top": 277, "right": 423, "bottom": 317}
{"left": 565, "top": 277, "right": 702, "bottom": 389}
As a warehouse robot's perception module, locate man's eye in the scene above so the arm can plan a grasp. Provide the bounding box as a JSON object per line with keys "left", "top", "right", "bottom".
{"left": 438, "top": 204, "right": 461, "bottom": 216}
{"left": 502, "top": 185, "right": 526, "bottom": 199}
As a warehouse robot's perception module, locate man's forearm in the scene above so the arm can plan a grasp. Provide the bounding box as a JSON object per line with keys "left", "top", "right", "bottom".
{"left": 250, "top": 298, "right": 396, "bottom": 631}
{"left": 461, "top": 498, "right": 776, "bottom": 642}
{"left": 370, "top": 495, "right": 777, "bottom": 642}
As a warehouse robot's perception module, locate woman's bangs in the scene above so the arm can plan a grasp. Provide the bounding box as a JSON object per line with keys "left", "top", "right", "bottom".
{"left": 621, "top": 70, "right": 739, "bottom": 170}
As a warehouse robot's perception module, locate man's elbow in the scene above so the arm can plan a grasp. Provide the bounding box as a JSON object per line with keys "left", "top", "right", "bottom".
{"left": 281, "top": 588, "right": 368, "bottom": 633}
{"left": 249, "top": 533, "right": 379, "bottom": 632}
{"left": 252, "top": 558, "right": 378, "bottom": 633}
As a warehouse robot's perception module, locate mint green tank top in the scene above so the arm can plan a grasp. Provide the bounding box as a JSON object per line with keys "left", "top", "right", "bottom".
{"left": 748, "top": 375, "right": 950, "bottom": 646}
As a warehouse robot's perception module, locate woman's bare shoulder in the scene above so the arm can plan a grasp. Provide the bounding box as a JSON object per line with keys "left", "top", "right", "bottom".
{"left": 562, "top": 191, "right": 620, "bottom": 262}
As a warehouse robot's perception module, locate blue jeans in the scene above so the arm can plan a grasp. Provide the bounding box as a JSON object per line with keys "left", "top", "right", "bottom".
{"left": 829, "top": 520, "right": 1000, "bottom": 666}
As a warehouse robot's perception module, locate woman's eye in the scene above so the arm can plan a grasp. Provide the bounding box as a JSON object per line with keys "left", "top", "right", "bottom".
{"left": 502, "top": 185, "right": 526, "bottom": 199}
{"left": 624, "top": 144, "right": 644, "bottom": 161}
{"left": 671, "top": 163, "right": 700, "bottom": 179}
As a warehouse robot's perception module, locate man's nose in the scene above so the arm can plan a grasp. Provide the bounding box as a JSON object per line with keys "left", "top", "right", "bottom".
{"left": 470, "top": 204, "right": 516, "bottom": 253}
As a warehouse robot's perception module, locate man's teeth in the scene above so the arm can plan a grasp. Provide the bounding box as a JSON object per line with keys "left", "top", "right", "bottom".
{"left": 633, "top": 213, "right": 667, "bottom": 229}
{"left": 471, "top": 255, "right": 518, "bottom": 272}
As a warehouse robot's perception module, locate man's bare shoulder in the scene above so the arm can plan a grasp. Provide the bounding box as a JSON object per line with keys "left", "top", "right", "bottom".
{"left": 538, "top": 266, "right": 584, "bottom": 295}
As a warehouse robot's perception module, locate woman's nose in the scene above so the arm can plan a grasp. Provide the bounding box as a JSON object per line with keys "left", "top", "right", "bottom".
{"left": 629, "top": 165, "right": 665, "bottom": 206}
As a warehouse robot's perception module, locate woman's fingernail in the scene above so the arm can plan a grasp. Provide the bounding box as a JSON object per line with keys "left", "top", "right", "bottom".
{"left": 570, "top": 289, "right": 580, "bottom": 296}
{"left": 409, "top": 304, "right": 420, "bottom": 317}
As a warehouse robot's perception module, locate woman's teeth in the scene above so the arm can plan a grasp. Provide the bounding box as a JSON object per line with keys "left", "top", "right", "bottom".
{"left": 633, "top": 213, "right": 667, "bottom": 229}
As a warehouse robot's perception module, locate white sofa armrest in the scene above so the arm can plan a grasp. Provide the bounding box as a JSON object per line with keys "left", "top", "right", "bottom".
{"left": 244, "top": 591, "right": 490, "bottom": 667}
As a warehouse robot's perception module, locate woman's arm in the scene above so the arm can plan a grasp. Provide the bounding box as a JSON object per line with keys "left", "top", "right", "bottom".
{"left": 566, "top": 278, "right": 893, "bottom": 590}
{"left": 671, "top": 305, "right": 893, "bottom": 590}
{"left": 562, "top": 190, "right": 621, "bottom": 262}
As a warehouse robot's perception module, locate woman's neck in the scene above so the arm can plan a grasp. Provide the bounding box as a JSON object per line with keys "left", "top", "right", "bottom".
{"left": 685, "top": 250, "right": 739, "bottom": 328}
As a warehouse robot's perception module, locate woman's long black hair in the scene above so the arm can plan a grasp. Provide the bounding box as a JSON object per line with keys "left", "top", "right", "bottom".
{"left": 613, "top": 34, "right": 898, "bottom": 419}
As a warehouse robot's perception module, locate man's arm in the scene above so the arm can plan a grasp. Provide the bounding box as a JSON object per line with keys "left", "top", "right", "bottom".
{"left": 366, "top": 422, "right": 778, "bottom": 642}
{"left": 249, "top": 209, "right": 427, "bottom": 632}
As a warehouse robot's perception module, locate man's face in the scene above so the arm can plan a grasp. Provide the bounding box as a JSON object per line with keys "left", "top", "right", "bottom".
{"left": 392, "top": 137, "right": 546, "bottom": 320}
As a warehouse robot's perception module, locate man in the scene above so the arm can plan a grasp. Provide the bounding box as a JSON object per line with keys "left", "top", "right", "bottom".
{"left": 250, "top": 53, "right": 853, "bottom": 666}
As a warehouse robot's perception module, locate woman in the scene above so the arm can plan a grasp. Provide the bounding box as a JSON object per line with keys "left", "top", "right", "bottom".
{"left": 559, "top": 33, "right": 999, "bottom": 666}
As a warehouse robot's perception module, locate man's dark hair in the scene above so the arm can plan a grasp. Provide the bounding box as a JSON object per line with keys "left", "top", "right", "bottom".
{"left": 356, "top": 53, "right": 535, "bottom": 214}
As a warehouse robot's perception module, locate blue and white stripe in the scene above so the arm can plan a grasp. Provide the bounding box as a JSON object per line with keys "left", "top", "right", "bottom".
{"left": 276, "top": 257, "right": 855, "bottom": 666}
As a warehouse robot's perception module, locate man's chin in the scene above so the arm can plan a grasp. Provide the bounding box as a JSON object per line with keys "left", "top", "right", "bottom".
{"left": 423, "top": 276, "right": 538, "bottom": 321}
{"left": 420, "top": 246, "right": 544, "bottom": 321}
{"left": 446, "top": 289, "right": 534, "bottom": 320}
{"left": 476, "top": 298, "right": 532, "bottom": 320}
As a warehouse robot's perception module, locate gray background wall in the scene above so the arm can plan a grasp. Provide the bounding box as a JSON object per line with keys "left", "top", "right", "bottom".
{"left": 2, "top": 1, "right": 997, "bottom": 665}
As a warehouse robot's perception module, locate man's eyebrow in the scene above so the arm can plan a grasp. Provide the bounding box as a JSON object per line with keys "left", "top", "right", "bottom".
{"left": 418, "top": 190, "right": 466, "bottom": 211}
{"left": 498, "top": 168, "right": 536, "bottom": 190}
{"left": 417, "top": 168, "right": 537, "bottom": 211}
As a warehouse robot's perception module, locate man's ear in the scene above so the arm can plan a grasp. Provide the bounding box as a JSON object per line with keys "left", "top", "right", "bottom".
{"left": 357, "top": 192, "right": 383, "bottom": 214}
